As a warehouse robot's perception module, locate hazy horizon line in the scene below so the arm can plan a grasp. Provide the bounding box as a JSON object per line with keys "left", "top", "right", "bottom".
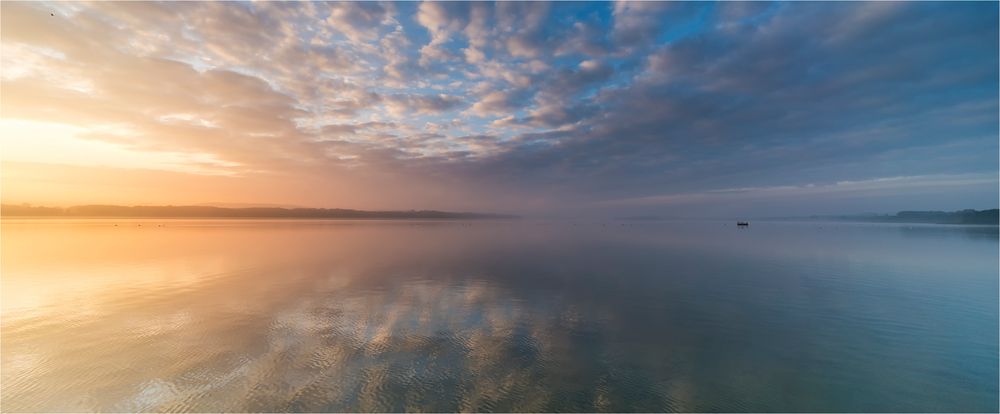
{"left": 2, "top": 203, "right": 997, "bottom": 223}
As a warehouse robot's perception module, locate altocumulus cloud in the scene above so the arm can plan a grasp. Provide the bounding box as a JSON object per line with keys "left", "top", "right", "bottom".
{"left": 1, "top": 1, "right": 997, "bottom": 216}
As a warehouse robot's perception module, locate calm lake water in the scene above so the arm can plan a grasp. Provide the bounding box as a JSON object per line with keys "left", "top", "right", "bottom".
{"left": 1, "top": 219, "right": 997, "bottom": 412}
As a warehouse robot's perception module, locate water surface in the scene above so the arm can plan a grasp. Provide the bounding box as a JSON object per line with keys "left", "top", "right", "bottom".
{"left": 2, "top": 219, "right": 997, "bottom": 412}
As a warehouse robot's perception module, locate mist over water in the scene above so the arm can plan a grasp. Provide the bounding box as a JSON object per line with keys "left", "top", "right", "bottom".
{"left": 2, "top": 219, "right": 997, "bottom": 412}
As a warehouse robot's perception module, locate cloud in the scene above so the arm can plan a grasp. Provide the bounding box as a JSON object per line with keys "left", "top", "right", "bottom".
{"left": 469, "top": 88, "right": 532, "bottom": 117}
{"left": 325, "top": 2, "right": 396, "bottom": 43}
{"left": 1, "top": 1, "right": 996, "bottom": 215}
{"left": 382, "top": 94, "right": 465, "bottom": 116}
{"left": 496, "top": 1, "right": 551, "bottom": 58}
{"left": 416, "top": 2, "right": 470, "bottom": 66}
{"left": 611, "top": 1, "right": 673, "bottom": 47}
{"left": 597, "top": 173, "right": 1000, "bottom": 207}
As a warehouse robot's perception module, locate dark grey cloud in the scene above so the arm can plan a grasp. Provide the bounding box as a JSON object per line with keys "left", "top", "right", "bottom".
{"left": 382, "top": 93, "right": 466, "bottom": 115}
{"left": 440, "top": 1, "right": 999, "bottom": 215}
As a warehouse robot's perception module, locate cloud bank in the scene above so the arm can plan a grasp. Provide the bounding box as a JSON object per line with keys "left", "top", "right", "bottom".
{"left": 1, "top": 1, "right": 997, "bottom": 216}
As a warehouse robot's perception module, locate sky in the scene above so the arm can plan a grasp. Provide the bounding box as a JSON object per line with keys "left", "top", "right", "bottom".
{"left": 1, "top": 1, "right": 997, "bottom": 217}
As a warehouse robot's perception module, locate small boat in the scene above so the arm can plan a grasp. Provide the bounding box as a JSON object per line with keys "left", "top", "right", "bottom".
{"left": 736, "top": 221, "right": 749, "bottom": 227}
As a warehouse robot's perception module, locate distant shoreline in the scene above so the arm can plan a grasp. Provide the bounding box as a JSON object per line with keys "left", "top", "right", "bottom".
{"left": 775, "top": 209, "right": 999, "bottom": 226}
{"left": 617, "top": 209, "right": 1000, "bottom": 226}
{"left": 0, "top": 204, "right": 518, "bottom": 220}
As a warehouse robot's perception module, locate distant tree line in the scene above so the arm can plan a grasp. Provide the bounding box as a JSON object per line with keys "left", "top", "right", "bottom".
{"left": 0, "top": 204, "right": 517, "bottom": 220}
{"left": 830, "top": 209, "right": 999, "bottom": 225}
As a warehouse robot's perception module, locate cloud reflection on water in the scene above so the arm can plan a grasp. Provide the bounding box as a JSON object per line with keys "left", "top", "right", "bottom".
{"left": 2, "top": 220, "right": 996, "bottom": 411}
